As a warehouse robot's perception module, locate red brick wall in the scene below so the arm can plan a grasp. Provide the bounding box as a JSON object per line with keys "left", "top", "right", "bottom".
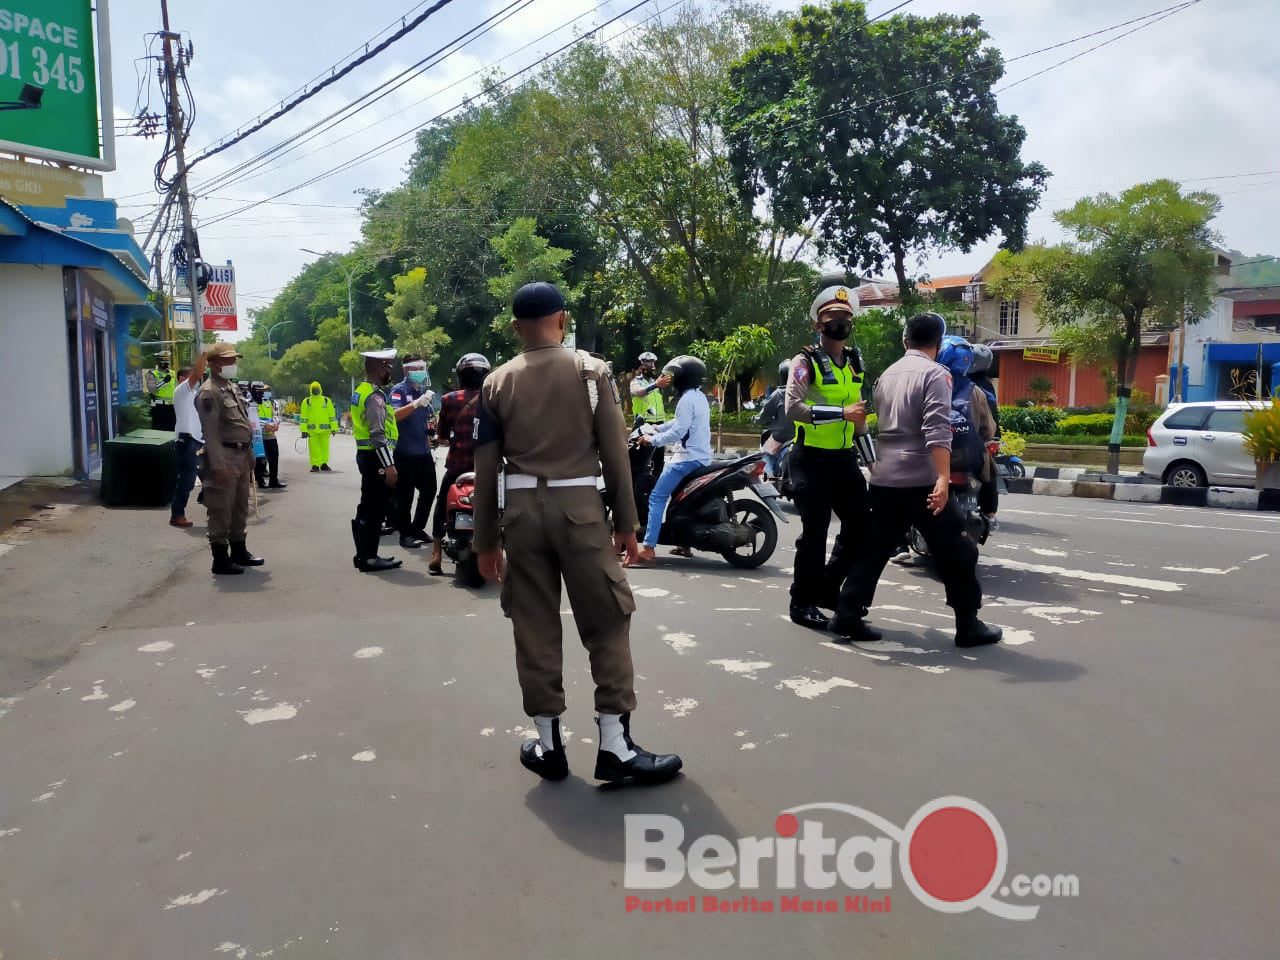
{"left": 993, "top": 346, "right": 1167, "bottom": 407}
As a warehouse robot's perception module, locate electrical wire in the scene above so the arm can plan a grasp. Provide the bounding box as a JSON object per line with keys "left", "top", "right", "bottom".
{"left": 188, "top": 0, "right": 461, "bottom": 168}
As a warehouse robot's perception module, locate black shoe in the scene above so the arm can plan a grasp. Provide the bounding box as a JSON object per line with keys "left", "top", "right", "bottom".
{"left": 311, "top": 466, "right": 320, "bottom": 473}
{"left": 520, "top": 740, "right": 570, "bottom": 781}
{"left": 380, "top": 524, "right": 397, "bottom": 537}
{"left": 828, "top": 618, "right": 883, "bottom": 643}
{"left": 268, "top": 482, "right": 288, "bottom": 490}
{"left": 410, "top": 530, "right": 432, "bottom": 545}
{"left": 210, "top": 544, "right": 244, "bottom": 576}
{"left": 399, "top": 534, "right": 426, "bottom": 550}
{"left": 355, "top": 556, "right": 403, "bottom": 573}
{"left": 320, "top": 464, "right": 332, "bottom": 472}
{"left": 594, "top": 714, "right": 682, "bottom": 787}
{"left": 257, "top": 483, "right": 269, "bottom": 490}
{"left": 229, "top": 542, "right": 265, "bottom": 566}
{"left": 956, "top": 617, "right": 1002, "bottom": 648}
{"left": 789, "top": 604, "right": 829, "bottom": 631}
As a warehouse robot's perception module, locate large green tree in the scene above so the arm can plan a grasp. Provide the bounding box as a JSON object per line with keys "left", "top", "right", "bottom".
{"left": 384, "top": 267, "right": 452, "bottom": 369}
{"left": 722, "top": 0, "right": 1048, "bottom": 295}
{"left": 992, "top": 180, "right": 1222, "bottom": 473}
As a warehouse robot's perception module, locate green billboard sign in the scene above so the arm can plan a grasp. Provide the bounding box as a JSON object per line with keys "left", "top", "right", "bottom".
{"left": 0, "top": 0, "right": 114, "bottom": 169}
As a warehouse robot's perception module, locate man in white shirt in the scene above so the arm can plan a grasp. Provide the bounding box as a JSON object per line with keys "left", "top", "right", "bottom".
{"left": 169, "top": 352, "right": 208, "bottom": 528}
{"left": 632, "top": 355, "right": 713, "bottom": 564}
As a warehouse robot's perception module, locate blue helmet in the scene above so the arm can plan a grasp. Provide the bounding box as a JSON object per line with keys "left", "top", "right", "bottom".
{"left": 937, "top": 335, "right": 974, "bottom": 378}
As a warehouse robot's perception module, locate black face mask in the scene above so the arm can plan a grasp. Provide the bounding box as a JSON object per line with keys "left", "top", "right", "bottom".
{"left": 822, "top": 318, "right": 852, "bottom": 342}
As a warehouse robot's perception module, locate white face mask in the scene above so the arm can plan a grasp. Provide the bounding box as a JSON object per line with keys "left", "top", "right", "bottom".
{"left": 220, "top": 363, "right": 238, "bottom": 379}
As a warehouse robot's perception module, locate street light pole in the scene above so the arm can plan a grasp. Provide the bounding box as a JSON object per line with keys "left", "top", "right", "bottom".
{"left": 266, "top": 320, "right": 293, "bottom": 359}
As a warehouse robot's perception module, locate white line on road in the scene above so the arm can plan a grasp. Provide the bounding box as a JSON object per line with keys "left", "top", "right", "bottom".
{"left": 980, "top": 556, "right": 1183, "bottom": 592}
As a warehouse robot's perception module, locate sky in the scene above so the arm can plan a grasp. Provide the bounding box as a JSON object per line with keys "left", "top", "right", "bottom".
{"left": 101, "top": 0, "right": 1280, "bottom": 341}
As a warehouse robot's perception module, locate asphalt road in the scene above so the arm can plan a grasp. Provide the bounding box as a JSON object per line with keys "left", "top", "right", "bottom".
{"left": 1, "top": 427, "right": 1277, "bottom": 959}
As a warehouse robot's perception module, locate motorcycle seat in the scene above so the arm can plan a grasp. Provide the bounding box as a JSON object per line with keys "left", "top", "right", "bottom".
{"left": 674, "top": 453, "right": 763, "bottom": 491}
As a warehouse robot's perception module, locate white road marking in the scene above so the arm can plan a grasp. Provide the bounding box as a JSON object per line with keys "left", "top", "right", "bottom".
{"left": 740, "top": 742, "right": 757, "bottom": 750}
{"left": 352, "top": 750, "right": 376, "bottom": 762}
{"left": 216, "top": 942, "right": 247, "bottom": 958}
{"left": 480, "top": 728, "right": 494, "bottom": 736}
{"left": 80, "top": 685, "right": 108, "bottom": 702}
{"left": 981, "top": 556, "right": 1183, "bottom": 592}
{"left": 164, "top": 888, "right": 225, "bottom": 909}
{"left": 1023, "top": 605, "right": 1102, "bottom": 625}
{"left": 715, "top": 607, "right": 761, "bottom": 611}
{"left": 776, "top": 675, "right": 869, "bottom": 698}
{"left": 663, "top": 632, "right": 697, "bottom": 654}
{"left": 240, "top": 703, "right": 298, "bottom": 725}
{"left": 137, "top": 641, "right": 174, "bottom": 653}
{"left": 290, "top": 754, "right": 316, "bottom": 762}
{"left": 177, "top": 851, "right": 192, "bottom": 861}
{"left": 734, "top": 730, "right": 747, "bottom": 737}
{"left": 662, "top": 697, "right": 698, "bottom": 718}
{"left": 353, "top": 646, "right": 383, "bottom": 659}
{"left": 999, "top": 626, "right": 1036, "bottom": 646}
{"left": 108, "top": 699, "right": 136, "bottom": 713}
{"left": 442, "top": 678, "right": 456, "bottom": 686}
{"left": 1085, "top": 516, "right": 1272, "bottom": 535}
{"left": 0, "top": 828, "right": 20, "bottom": 839}
{"left": 634, "top": 587, "right": 671, "bottom": 598}
{"left": 707, "top": 659, "right": 772, "bottom": 679}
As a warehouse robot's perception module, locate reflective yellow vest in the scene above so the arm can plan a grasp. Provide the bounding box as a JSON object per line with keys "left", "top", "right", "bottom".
{"left": 150, "top": 368, "right": 176, "bottom": 401}
{"left": 794, "top": 348, "right": 864, "bottom": 450}
{"left": 351, "top": 381, "right": 398, "bottom": 448}
{"left": 632, "top": 377, "right": 667, "bottom": 419}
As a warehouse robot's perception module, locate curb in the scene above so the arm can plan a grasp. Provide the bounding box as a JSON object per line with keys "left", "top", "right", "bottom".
{"left": 1008, "top": 476, "right": 1280, "bottom": 512}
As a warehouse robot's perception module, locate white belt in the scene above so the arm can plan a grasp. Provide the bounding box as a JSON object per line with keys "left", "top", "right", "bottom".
{"left": 505, "top": 474, "right": 597, "bottom": 491}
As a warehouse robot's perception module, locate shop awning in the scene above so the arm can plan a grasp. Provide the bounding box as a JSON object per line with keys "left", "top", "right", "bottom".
{"left": 1206, "top": 342, "right": 1280, "bottom": 364}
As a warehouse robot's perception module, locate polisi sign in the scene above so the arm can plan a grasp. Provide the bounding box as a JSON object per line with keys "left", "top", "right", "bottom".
{"left": 200, "top": 263, "right": 238, "bottom": 333}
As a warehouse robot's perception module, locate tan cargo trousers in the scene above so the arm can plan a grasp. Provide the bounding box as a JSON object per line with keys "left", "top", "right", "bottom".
{"left": 499, "top": 483, "right": 638, "bottom": 717}
{"left": 204, "top": 449, "right": 254, "bottom": 545}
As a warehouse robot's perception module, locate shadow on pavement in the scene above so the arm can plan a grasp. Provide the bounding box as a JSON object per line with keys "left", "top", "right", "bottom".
{"left": 850, "top": 627, "right": 1087, "bottom": 685}
{"left": 524, "top": 774, "right": 740, "bottom": 864}
{"left": 212, "top": 570, "right": 275, "bottom": 592}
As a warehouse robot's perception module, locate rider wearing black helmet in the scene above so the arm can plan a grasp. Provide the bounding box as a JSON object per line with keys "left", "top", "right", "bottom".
{"left": 428, "top": 353, "right": 492, "bottom": 574}
{"left": 631, "top": 355, "right": 713, "bottom": 565}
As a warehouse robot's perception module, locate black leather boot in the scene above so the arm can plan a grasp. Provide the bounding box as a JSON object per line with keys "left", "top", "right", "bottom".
{"left": 520, "top": 719, "right": 569, "bottom": 781}
{"left": 210, "top": 543, "right": 244, "bottom": 576}
{"left": 354, "top": 519, "right": 401, "bottom": 573}
{"left": 230, "top": 541, "right": 265, "bottom": 566}
{"left": 828, "top": 617, "right": 883, "bottom": 643}
{"left": 955, "top": 614, "right": 1002, "bottom": 648}
{"left": 594, "top": 714, "right": 683, "bottom": 787}
{"left": 789, "top": 604, "right": 829, "bottom": 631}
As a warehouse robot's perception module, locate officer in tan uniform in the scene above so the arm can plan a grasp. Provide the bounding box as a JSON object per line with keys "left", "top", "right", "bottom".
{"left": 474, "top": 282, "right": 683, "bottom": 788}
{"left": 196, "top": 343, "right": 265, "bottom": 576}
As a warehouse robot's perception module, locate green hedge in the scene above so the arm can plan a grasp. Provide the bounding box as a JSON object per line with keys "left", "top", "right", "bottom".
{"left": 999, "top": 406, "right": 1063, "bottom": 434}
{"left": 1057, "top": 413, "right": 1115, "bottom": 436}
{"left": 1024, "top": 434, "right": 1147, "bottom": 447}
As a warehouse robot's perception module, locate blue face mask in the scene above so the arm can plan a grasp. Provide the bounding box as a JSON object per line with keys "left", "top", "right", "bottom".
{"left": 408, "top": 370, "right": 429, "bottom": 387}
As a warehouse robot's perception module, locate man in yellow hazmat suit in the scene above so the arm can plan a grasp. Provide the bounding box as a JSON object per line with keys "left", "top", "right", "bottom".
{"left": 299, "top": 381, "right": 339, "bottom": 472}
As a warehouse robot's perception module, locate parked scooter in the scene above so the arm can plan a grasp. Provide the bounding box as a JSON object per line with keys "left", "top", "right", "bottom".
{"left": 439, "top": 471, "right": 485, "bottom": 587}
{"left": 626, "top": 419, "right": 786, "bottom": 568}
{"left": 994, "top": 450, "right": 1026, "bottom": 479}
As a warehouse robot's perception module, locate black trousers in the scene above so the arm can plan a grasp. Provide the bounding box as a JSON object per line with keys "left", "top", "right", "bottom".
{"left": 171, "top": 435, "right": 199, "bottom": 519}
{"left": 262, "top": 438, "right": 281, "bottom": 485}
{"left": 394, "top": 451, "right": 437, "bottom": 535}
{"left": 355, "top": 451, "right": 393, "bottom": 554}
{"left": 150, "top": 404, "right": 176, "bottom": 431}
{"left": 433, "top": 467, "right": 463, "bottom": 539}
{"left": 788, "top": 445, "right": 868, "bottom": 608}
{"left": 838, "top": 484, "right": 982, "bottom": 622}
{"left": 978, "top": 475, "right": 999, "bottom": 515}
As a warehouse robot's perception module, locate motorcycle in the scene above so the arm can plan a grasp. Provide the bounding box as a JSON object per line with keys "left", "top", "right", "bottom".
{"left": 907, "top": 471, "right": 991, "bottom": 561}
{"left": 440, "top": 471, "right": 485, "bottom": 588}
{"left": 627, "top": 420, "right": 786, "bottom": 568}
{"left": 994, "top": 451, "right": 1026, "bottom": 479}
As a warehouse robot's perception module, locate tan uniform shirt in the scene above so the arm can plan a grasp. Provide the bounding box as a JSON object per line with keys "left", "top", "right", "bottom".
{"left": 196, "top": 376, "right": 254, "bottom": 476}
{"left": 473, "top": 345, "right": 637, "bottom": 552}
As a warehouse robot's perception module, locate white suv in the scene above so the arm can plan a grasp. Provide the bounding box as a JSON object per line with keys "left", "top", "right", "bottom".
{"left": 1143, "top": 401, "right": 1258, "bottom": 488}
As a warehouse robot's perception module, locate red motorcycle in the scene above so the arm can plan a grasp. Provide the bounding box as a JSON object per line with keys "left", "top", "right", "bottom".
{"left": 441, "top": 472, "right": 485, "bottom": 587}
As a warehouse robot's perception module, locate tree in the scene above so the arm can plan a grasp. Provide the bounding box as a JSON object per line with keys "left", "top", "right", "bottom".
{"left": 486, "top": 218, "right": 576, "bottom": 351}
{"left": 722, "top": 0, "right": 1048, "bottom": 295}
{"left": 991, "top": 180, "right": 1221, "bottom": 473}
{"left": 385, "top": 267, "right": 452, "bottom": 370}
{"left": 691, "top": 324, "right": 775, "bottom": 450}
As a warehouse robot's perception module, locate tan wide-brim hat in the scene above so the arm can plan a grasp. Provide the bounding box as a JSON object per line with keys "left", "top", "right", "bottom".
{"left": 207, "top": 342, "right": 243, "bottom": 360}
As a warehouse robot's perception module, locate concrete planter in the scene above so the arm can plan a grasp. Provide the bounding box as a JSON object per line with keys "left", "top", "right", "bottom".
{"left": 1256, "top": 461, "right": 1280, "bottom": 491}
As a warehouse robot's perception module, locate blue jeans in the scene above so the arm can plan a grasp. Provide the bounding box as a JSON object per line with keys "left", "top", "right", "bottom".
{"left": 643, "top": 458, "right": 707, "bottom": 547}
{"left": 171, "top": 435, "right": 199, "bottom": 519}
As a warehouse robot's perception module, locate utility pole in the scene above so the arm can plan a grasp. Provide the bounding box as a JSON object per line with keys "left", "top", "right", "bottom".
{"left": 159, "top": 0, "right": 203, "bottom": 358}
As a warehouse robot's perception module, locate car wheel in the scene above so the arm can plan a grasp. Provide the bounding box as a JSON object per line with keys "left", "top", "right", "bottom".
{"left": 1164, "top": 462, "right": 1207, "bottom": 488}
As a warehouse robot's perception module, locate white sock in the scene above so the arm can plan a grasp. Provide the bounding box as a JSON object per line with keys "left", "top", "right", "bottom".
{"left": 533, "top": 715, "right": 559, "bottom": 752}
{"left": 596, "top": 713, "right": 637, "bottom": 762}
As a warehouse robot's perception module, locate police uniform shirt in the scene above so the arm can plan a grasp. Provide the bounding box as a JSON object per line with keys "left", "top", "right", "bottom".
{"left": 196, "top": 377, "right": 253, "bottom": 471}
{"left": 472, "top": 345, "right": 637, "bottom": 553}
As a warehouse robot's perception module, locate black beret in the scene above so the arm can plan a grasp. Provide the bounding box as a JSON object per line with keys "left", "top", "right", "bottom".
{"left": 512, "top": 282, "right": 566, "bottom": 320}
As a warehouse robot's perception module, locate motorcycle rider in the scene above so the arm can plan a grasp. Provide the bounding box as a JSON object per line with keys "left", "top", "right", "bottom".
{"left": 784, "top": 285, "right": 871, "bottom": 631}
{"left": 631, "top": 356, "right": 713, "bottom": 566}
{"left": 756, "top": 361, "right": 792, "bottom": 479}
{"left": 969, "top": 343, "right": 1001, "bottom": 527}
{"left": 428, "top": 353, "right": 490, "bottom": 575}
{"left": 938, "top": 336, "right": 997, "bottom": 500}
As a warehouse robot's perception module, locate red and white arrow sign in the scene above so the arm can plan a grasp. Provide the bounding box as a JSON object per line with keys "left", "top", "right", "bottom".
{"left": 200, "top": 265, "right": 238, "bottom": 332}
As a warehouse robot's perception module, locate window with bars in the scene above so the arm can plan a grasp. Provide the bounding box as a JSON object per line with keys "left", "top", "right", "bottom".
{"left": 999, "top": 300, "right": 1020, "bottom": 336}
